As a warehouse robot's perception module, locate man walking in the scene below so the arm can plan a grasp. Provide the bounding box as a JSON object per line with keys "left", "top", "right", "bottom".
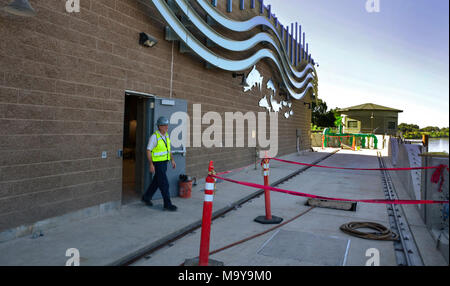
{"left": 142, "top": 116, "right": 178, "bottom": 211}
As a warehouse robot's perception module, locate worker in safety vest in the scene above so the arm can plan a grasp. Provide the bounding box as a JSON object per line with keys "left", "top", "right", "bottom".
{"left": 142, "top": 116, "right": 177, "bottom": 211}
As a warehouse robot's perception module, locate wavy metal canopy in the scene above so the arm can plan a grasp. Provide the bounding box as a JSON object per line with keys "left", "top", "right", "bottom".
{"left": 150, "top": 0, "right": 318, "bottom": 100}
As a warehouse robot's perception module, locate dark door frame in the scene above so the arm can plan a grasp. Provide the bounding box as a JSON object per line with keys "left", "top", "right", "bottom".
{"left": 125, "top": 90, "right": 155, "bottom": 197}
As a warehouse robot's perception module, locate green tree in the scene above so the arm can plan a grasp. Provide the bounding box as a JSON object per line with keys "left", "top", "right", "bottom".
{"left": 312, "top": 99, "right": 336, "bottom": 128}
{"left": 399, "top": 123, "right": 449, "bottom": 138}
{"left": 420, "top": 126, "right": 440, "bottom": 133}
{"left": 398, "top": 123, "right": 419, "bottom": 133}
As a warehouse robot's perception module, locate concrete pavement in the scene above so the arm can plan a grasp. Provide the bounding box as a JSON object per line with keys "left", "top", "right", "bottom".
{"left": 0, "top": 149, "right": 332, "bottom": 266}
{"left": 0, "top": 148, "right": 446, "bottom": 266}
{"left": 132, "top": 149, "right": 447, "bottom": 266}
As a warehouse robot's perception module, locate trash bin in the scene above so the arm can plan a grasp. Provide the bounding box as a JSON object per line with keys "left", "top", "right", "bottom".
{"left": 179, "top": 175, "right": 195, "bottom": 199}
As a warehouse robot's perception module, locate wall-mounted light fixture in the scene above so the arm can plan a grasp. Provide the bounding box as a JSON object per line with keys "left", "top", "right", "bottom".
{"left": 139, "top": 32, "right": 158, "bottom": 48}
{"left": 2, "top": 0, "right": 36, "bottom": 17}
{"left": 232, "top": 72, "right": 249, "bottom": 87}
{"left": 304, "top": 102, "right": 311, "bottom": 109}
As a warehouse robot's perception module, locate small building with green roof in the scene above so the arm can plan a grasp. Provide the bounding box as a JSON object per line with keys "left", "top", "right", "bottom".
{"left": 337, "top": 103, "right": 403, "bottom": 135}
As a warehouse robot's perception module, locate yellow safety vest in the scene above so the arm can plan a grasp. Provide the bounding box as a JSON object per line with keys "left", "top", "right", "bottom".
{"left": 151, "top": 132, "right": 171, "bottom": 162}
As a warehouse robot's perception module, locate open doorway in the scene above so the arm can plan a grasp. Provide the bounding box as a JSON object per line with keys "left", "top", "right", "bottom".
{"left": 122, "top": 92, "right": 186, "bottom": 204}
{"left": 122, "top": 93, "right": 155, "bottom": 204}
{"left": 122, "top": 95, "right": 139, "bottom": 204}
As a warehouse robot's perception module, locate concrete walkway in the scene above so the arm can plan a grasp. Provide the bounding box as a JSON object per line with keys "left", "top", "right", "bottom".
{"left": 132, "top": 149, "right": 446, "bottom": 266}
{"left": 0, "top": 149, "right": 332, "bottom": 266}
{"left": 0, "top": 148, "right": 446, "bottom": 266}
{"left": 133, "top": 149, "right": 397, "bottom": 266}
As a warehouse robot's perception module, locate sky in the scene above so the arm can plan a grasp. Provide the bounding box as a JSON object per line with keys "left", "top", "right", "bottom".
{"left": 264, "top": 0, "right": 449, "bottom": 128}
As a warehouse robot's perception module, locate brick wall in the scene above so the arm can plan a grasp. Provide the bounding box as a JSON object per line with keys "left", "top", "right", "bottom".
{"left": 0, "top": 0, "right": 313, "bottom": 231}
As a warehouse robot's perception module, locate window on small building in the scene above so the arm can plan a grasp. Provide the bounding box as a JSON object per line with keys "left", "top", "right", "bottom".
{"left": 348, "top": 120, "right": 358, "bottom": 128}
{"left": 388, "top": 121, "right": 396, "bottom": 130}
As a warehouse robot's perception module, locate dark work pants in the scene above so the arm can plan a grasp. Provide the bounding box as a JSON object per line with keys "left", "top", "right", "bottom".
{"left": 143, "top": 161, "right": 173, "bottom": 207}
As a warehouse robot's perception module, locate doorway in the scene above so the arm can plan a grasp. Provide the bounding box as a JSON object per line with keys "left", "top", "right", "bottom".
{"left": 121, "top": 92, "right": 187, "bottom": 205}
{"left": 122, "top": 94, "right": 155, "bottom": 204}
{"left": 122, "top": 95, "right": 139, "bottom": 204}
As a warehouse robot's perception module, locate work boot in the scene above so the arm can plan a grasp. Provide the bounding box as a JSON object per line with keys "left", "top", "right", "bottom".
{"left": 164, "top": 205, "right": 177, "bottom": 212}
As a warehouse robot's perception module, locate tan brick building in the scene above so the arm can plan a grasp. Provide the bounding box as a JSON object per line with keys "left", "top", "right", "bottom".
{"left": 0, "top": 0, "right": 317, "bottom": 237}
{"left": 337, "top": 103, "right": 403, "bottom": 135}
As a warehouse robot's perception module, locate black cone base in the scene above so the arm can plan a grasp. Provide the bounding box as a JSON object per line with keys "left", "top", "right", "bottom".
{"left": 254, "top": 215, "right": 283, "bottom": 224}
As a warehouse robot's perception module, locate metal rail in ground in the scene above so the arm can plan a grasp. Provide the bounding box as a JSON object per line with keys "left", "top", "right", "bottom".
{"left": 377, "top": 152, "right": 424, "bottom": 266}
{"left": 116, "top": 150, "right": 339, "bottom": 266}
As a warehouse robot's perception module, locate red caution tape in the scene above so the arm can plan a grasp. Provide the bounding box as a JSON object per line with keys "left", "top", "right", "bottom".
{"left": 211, "top": 175, "right": 449, "bottom": 205}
